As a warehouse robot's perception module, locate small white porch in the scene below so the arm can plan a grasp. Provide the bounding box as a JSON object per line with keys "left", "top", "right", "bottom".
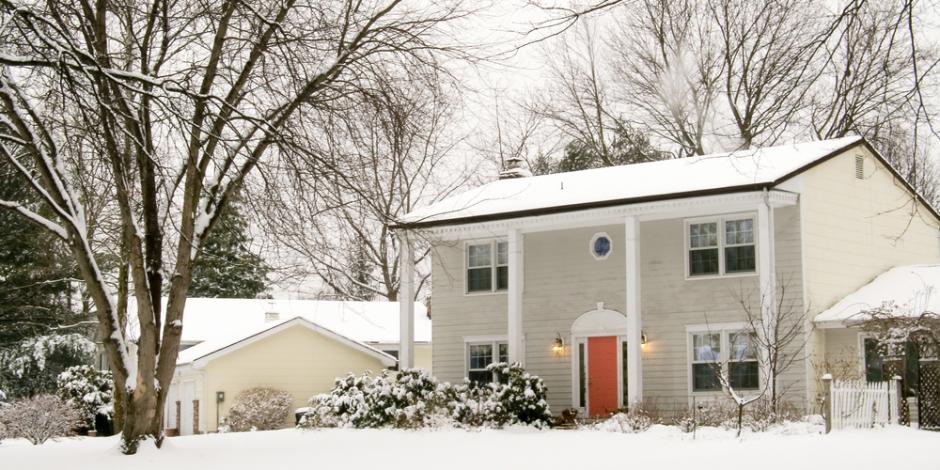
{"left": 397, "top": 189, "right": 796, "bottom": 411}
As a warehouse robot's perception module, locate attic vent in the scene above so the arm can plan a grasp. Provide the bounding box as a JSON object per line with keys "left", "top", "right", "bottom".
{"left": 265, "top": 311, "right": 279, "bottom": 322}
{"left": 855, "top": 155, "right": 864, "bottom": 179}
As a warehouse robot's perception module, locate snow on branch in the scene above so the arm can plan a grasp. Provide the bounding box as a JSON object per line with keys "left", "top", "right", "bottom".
{"left": 0, "top": 199, "right": 68, "bottom": 239}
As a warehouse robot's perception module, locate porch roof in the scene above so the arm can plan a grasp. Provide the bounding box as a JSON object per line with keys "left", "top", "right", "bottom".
{"left": 396, "top": 136, "right": 864, "bottom": 229}
{"left": 814, "top": 265, "right": 940, "bottom": 329}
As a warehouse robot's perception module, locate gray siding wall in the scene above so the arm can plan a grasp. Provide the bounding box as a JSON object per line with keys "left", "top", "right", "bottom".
{"left": 430, "top": 205, "right": 806, "bottom": 412}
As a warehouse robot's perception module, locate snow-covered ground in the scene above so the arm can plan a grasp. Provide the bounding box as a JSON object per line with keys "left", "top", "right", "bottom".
{"left": 1, "top": 425, "right": 935, "bottom": 470}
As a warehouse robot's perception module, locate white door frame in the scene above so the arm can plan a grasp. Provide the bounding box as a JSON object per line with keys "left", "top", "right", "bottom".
{"left": 570, "top": 333, "right": 627, "bottom": 415}
{"left": 569, "top": 306, "right": 629, "bottom": 414}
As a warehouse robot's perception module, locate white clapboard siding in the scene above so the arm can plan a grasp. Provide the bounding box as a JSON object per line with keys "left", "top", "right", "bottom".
{"left": 831, "top": 379, "right": 899, "bottom": 430}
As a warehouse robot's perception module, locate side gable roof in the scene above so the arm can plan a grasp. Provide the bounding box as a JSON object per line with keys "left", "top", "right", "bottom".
{"left": 179, "top": 316, "right": 397, "bottom": 368}
{"left": 814, "top": 265, "right": 940, "bottom": 328}
{"left": 395, "top": 136, "right": 940, "bottom": 229}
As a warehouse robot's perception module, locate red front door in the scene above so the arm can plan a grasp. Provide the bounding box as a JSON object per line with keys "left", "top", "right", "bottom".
{"left": 587, "top": 336, "right": 619, "bottom": 417}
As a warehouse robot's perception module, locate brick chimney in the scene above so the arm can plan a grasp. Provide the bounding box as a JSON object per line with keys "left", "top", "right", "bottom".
{"left": 498, "top": 156, "right": 532, "bottom": 179}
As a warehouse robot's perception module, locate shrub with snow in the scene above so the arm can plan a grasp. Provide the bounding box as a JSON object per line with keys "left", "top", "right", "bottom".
{"left": 302, "top": 366, "right": 552, "bottom": 430}
{"left": 0, "top": 333, "right": 95, "bottom": 398}
{"left": 224, "top": 387, "right": 293, "bottom": 432}
{"left": 56, "top": 365, "right": 113, "bottom": 431}
{"left": 0, "top": 394, "right": 81, "bottom": 445}
{"left": 303, "top": 369, "right": 452, "bottom": 429}
{"left": 599, "top": 407, "right": 653, "bottom": 433}
{"left": 485, "top": 363, "right": 552, "bottom": 428}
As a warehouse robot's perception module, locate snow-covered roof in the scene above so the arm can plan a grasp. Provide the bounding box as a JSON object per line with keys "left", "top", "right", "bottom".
{"left": 175, "top": 315, "right": 398, "bottom": 367}
{"left": 399, "top": 136, "right": 864, "bottom": 227}
{"left": 814, "top": 265, "right": 940, "bottom": 328}
{"left": 126, "top": 298, "right": 429, "bottom": 365}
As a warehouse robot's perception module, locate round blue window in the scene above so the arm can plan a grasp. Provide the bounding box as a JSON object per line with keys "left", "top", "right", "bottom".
{"left": 592, "top": 235, "right": 611, "bottom": 258}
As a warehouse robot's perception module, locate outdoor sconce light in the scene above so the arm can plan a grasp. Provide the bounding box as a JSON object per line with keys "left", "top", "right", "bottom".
{"left": 552, "top": 334, "right": 565, "bottom": 354}
{"left": 641, "top": 332, "right": 648, "bottom": 346}
{"left": 216, "top": 391, "right": 225, "bottom": 403}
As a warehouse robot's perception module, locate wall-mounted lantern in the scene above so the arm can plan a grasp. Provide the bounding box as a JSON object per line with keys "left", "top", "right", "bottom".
{"left": 552, "top": 334, "right": 565, "bottom": 354}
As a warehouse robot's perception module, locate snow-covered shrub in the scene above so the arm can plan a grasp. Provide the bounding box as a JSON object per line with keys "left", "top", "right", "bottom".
{"left": 56, "top": 365, "right": 113, "bottom": 431}
{"left": 303, "top": 369, "right": 452, "bottom": 429}
{"left": 225, "top": 387, "right": 293, "bottom": 432}
{"left": 302, "top": 366, "right": 552, "bottom": 430}
{"left": 486, "top": 363, "right": 552, "bottom": 428}
{"left": 692, "top": 401, "right": 734, "bottom": 427}
{"left": 369, "top": 369, "right": 451, "bottom": 428}
{"left": 304, "top": 373, "right": 375, "bottom": 428}
{"left": 602, "top": 407, "right": 653, "bottom": 433}
{"left": 0, "top": 334, "right": 95, "bottom": 398}
{"left": 676, "top": 412, "right": 696, "bottom": 433}
{"left": 0, "top": 394, "right": 81, "bottom": 444}
{"left": 448, "top": 383, "right": 504, "bottom": 427}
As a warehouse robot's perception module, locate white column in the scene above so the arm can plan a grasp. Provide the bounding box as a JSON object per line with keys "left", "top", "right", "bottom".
{"left": 625, "top": 216, "right": 642, "bottom": 404}
{"left": 508, "top": 228, "right": 524, "bottom": 366}
{"left": 757, "top": 195, "right": 776, "bottom": 385}
{"left": 398, "top": 232, "right": 415, "bottom": 369}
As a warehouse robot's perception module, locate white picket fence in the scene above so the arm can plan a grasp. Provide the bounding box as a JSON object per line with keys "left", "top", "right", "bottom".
{"left": 829, "top": 379, "right": 899, "bottom": 430}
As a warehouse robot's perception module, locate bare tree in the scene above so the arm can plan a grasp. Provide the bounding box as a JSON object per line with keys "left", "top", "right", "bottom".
{"left": 734, "top": 280, "right": 808, "bottom": 415}
{"left": 608, "top": 0, "right": 722, "bottom": 156}
{"left": 0, "top": 0, "right": 468, "bottom": 453}
{"left": 260, "top": 73, "right": 472, "bottom": 301}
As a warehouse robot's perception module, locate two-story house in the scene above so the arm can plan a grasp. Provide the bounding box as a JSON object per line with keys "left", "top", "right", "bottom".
{"left": 392, "top": 136, "right": 940, "bottom": 417}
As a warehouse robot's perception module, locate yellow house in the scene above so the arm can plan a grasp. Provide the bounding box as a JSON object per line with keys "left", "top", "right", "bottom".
{"left": 162, "top": 298, "right": 431, "bottom": 435}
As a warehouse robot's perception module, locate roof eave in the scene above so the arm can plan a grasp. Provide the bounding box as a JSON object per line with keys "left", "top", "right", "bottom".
{"left": 393, "top": 138, "right": 877, "bottom": 231}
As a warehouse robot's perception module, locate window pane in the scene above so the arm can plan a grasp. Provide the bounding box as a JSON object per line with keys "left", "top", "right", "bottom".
{"left": 495, "top": 266, "right": 509, "bottom": 290}
{"left": 864, "top": 338, "right": 884, "bottom": 382}
{"left": 730, "top": 332, "right": 756, "bottom": 361}
{"left": 469, "top": 344, "right": 493, "bottom": 369}
{"left": 693, "top": 363, "right": 721, "bottom": 391}
{"left": 725, "top": 219, "right": 754, "bottom": 245}
{"left": 693, "top": 333, "right": 721, "bottom": 361}
{"left": 622, "top": 341, "right": 629, "bottom": 405}
{"left": 689, "top": 248, "right": 720, "bottom": 276}
{"left": 690, "top": 223, "right": 718, "bottom": 248}
{"left": 468, "top": 370, "right": 491, "bottom": 386}
{"left": 579, "top": 343, "right": 586, "bottom": 408}
{"left": 498, "top": 343, "right": 508, "bottom": 363}
{"left": 467, "top": 267, "right": 492, "bottom": 292}
{"left": 468, "top": 244, "right": 491, "bottom": 268}
{"left": 729, "top": 361, "right": 760, "bottom": 390}
{"left": 593, "top": 236, "right": 611, "bottom": 258}
{"left": 725, "top": 245, "right": 756, "bottom": 273}
{"left": 496, "top": 241, "right": 508, "bottom": 266}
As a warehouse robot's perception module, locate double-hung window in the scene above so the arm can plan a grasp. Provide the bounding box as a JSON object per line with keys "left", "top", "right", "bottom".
{"left": 467, "top": 341, "right": 508, "bottom": 385}
{"left": 687, "top": 215, "right": 756, "bottom": 277}
{"left": 691, "top": 333, "right": 722, "bottom": 392}
{"left": 467, "top": 240, "right": 509, "bottom": 293}
{"left": 728, "top": 332, "right": 760, "bottom": 390}
{"left": 690, "top": 329, "right": 760, "bottom": 392}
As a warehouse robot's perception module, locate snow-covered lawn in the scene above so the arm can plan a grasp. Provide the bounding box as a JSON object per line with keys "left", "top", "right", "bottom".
{"left": 1, "top": 425, "right": 936, "bottom": 470}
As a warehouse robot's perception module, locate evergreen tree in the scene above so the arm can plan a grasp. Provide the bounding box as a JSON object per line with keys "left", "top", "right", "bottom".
{"left": 537, "top": 124, "right": 667, "bottom": 175}
{"left": 0, "top": 162, "right": 80, "bottom": 348}
{"left": 340, "top": 235, "right": 375, "bottom": 301}
{"left": 189, "top": 204, "right": 269, "bottom": 298}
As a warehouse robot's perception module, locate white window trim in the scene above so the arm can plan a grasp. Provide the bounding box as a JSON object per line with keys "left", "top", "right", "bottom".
{"left": 683, "top": 213, "right": 759, "bottom": 280}
{"left": 686, "top": 323, "right": 760, "bottom": 396}
{"left": 465, "top": 338, "right": 508, "bottom": 384}
{"left": 463, "top": 238, "right": 509, "bottom": 296}
{"left": 589, "top": 232, "right": 613, "bottom": 260}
